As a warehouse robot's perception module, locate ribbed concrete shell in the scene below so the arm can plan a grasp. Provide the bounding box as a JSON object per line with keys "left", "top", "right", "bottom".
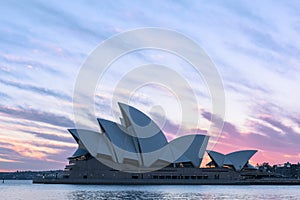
{"left": 207, "top": 150, "right": 257, "bottom": 171}
{"left": 68, "top": 103, "right": 209, "bottom": 171}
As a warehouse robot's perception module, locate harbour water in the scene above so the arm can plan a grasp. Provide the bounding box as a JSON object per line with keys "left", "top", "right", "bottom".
{"left": 1, "top": 180, "right": 300, "bottom": 200}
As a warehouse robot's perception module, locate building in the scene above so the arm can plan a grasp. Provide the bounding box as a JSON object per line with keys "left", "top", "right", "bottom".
{"left": 273, "top": 162, "right": 300, "bottom": 178}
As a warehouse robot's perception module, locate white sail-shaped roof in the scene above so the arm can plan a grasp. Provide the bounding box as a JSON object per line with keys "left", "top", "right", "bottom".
{"left": 69, "top": 103, "right": 210, "bottom": 172}
{"left": 118, "top": 102, "right": 168, "bottom": 152}
{"left": 97, "top": 118, "right": 140, "bottom": 163}
{"left": 207, "top": 150, "right": 257, "bottom": 171}
{"left": 70, "top": 129, "right": 116, "bottom": 160}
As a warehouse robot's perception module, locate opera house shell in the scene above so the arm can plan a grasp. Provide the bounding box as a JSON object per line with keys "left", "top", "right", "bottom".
{"left": 68, "top": 102, "right": 209, "bottom": 172}
{"left": 206, "top": 150, "right": 257, "bottom": 171}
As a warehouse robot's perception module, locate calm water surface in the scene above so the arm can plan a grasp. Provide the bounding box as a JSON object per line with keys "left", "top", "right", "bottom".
{"left": 1, "top": 180, "right": 300, "bottom": 200}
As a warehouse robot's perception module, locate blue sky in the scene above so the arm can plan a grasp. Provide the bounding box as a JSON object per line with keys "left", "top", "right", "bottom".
{"left": 1, "top": 0, "right": 300, "bottom": 171}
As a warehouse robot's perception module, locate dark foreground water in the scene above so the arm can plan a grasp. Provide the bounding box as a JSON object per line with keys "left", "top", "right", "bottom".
{"left": 1, "top": 180, "right": 300, "bottom": 200}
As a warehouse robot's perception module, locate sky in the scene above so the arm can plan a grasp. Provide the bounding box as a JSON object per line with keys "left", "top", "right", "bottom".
{"left": 1, "top": 0, "right": 300, "bottom": 171}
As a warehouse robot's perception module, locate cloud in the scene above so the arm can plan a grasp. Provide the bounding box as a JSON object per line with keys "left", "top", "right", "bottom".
{"left": 0, "top": 157, "right": 22, "bottom": 163}
{"left": 0, "top": 92, "right": 10, "bottom": 100}
{"left": 0, "top": 105, "right": 73, "bottom": 127}
{"left": 241, "top": 26, "right": 284, "bottom": 54}
{"left": 22, "top": 130, "right": 73, "bottom": 144}
{"left": 0, "top": 79, "right": 71, "bottom": 101}
{"left": 259, "top": 115, "right": 294, "bottom": 135}
{"left": 0, "top": 143, "right": 69, "bottom": 170}
{"left": 225, "top": 79, "right": 271, "bottom": 96}
{"left": 291, "top": 116, "right": 300, "bottom": 127}
{"left": 0, "top": 53, "right": 61, "bottom": 75}
{"left": 0, "top": 116, "right": 68, "bottom": 135}
{"left": 0, "top": 135, "right": 76, "bottom": 165}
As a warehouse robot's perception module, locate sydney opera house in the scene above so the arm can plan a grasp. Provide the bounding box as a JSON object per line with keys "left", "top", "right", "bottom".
{"left": 32, "top": 103, "right": 271, "bottom": 184}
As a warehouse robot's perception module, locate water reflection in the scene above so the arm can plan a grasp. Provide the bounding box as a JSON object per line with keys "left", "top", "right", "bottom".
{"left": 67, "top": 189, "right": 298, "bottom": 200}
{"left": 68, "top": 190, "right": 208, "bottom": 200}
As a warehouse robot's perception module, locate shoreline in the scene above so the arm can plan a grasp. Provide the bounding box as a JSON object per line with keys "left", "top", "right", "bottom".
{"left": 33, "top": 177, "right": 300, "bottom": 185}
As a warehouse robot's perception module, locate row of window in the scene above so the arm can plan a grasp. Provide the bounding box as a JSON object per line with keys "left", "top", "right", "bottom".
{"left": 150, "top": 175, "right": 208, "bottom": 180}
{"left": 65, "top": 174, "right": 213, "bottom": 180}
